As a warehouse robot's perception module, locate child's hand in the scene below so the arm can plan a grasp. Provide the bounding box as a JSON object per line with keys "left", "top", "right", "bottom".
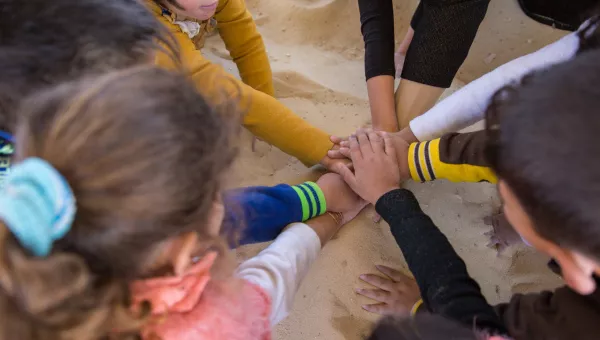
{"left": 356, "top": 265, "right": 421, "bottom": 315}
{"left": 330, "top": 130, "right": 411, "bottom": 183}
{"left": 317, "top": 173, "right": 365, "bottom": 215}
{"left": 321, "top": 145, "right": 352, "bottom": 174}
{"left": 334, "top": 130, "right": 401, "bottom": 204}
{"left": 484, "top": 212, "right": 523, "bottom": 255}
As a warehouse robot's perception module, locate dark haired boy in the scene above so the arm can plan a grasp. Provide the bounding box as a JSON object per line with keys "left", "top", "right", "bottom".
{"left": 344, "top": 50, "right": 600, "bottom": 340}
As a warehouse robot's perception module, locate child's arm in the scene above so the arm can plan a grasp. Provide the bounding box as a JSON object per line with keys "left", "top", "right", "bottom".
{"left": 223, "top": 182, "right": 327, "bottom": 245}
{"left": 358, "top": 0, "right": 398, "bottom": 132}
{"left": 337, "top": 130, "right": 495, "bottom": 183}
{"left": 374, "top": 189, "right": 506, "bottom": 334}
{"left": 214, "top": 0, "right": 274, "bottom": 95}
{"left": 406, "top": 31, "right": 580, "bottom": 142}
{"left": 236, "top": 214, "right": 342, "bottom": 325}
{"left": 155, "top": 25, "right": 333, "bottom": 166}
{"left": 224, "top": 173, "right": 360, "bottom": 246}
{"left": 405, "top": 130, "right": 497, "bottom": 183}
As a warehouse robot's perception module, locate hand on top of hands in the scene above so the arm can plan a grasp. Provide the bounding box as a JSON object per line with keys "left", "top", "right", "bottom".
{"left": 317, "top": 173, "right": 368, "bottom": 225}
{"left": 330, "top": 129, "right": 411, "bottom": 183}
{"left": 332, "top": 129, "right": 402, "bottom": 205}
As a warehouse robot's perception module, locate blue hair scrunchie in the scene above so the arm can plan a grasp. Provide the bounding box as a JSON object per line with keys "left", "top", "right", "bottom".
{"left": 0, "top": 158, "right": 76, "bottom": 256}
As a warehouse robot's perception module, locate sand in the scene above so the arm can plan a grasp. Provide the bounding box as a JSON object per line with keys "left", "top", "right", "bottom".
{"left": 202, "top": 0, "right": 568, "bottom": 338}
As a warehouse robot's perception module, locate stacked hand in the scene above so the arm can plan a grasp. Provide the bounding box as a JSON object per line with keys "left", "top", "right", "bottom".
{"left": 329, "top": 129, "right": 412, "bottom": 184}
{"left": 317, "top": 173, "right": 368, "bottom": 225}
{"left": 330, "top": 129, "right": 402, "bottom": 205}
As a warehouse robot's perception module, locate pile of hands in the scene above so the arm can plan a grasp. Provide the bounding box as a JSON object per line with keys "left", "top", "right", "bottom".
{"left": 316, "top": 128, "right": 422, "bottom": 316}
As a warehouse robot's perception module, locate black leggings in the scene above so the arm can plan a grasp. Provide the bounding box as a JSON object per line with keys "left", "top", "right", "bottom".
{"left": 359, "top": 0, "right": 490, "bottom": 88}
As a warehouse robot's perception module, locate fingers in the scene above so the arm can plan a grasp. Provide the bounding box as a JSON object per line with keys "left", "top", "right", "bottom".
{"left": 372, "top": 212, "right": 382, "bottom": 223}
{"left": 368, "top": 130, "right": 384, "bottom": 153}
{"left": 330, "top": 135, "right": 345, "bottom": 144}
{"left": 356, "top": 129, "right": 373, "bottom": 155}
{"left": 361, "top": 303, "right": 401, "bottom": 315}
{"left": 338, "top": 147, "right": 351, "bottom": 158}
{"left": 376, "top": 265, "right": 410, "bottom": 282}
{"left": 382, "top": 133, "right": 397, "bottom": 160}
{"left": 348, "top": 135, "right": 362, "bottom": 160}
{"left": 359, "top": 274, "right": 395, "bottom": 291}
{"left": 327, "top": 149, "right": 346, "bottom": 159}
{"left": 335, "top": 163, "right": 358, "bottom": 191}
{"left": 356, "top": 288, "right": 391, "bottom": 303}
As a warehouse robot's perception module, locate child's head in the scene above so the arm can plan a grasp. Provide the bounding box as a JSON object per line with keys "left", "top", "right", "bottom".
{"left": 485, "top": 50, "right": 600, "bottom": 295}
{"left": 153, "top": 0, "right": 219, "bottom": 21}
{"left": 0, "top": 0, "right": 177, "bottom": 133}
{"left": 368, "top": 315, "right": 507, "bottom": 340}
{"left": 0, "top": 67, "right": 238, "bottom": 339}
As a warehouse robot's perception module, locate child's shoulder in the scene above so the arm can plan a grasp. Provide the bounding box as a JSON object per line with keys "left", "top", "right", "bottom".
{"left": 144, "top": 279, "right": 272, "bottom": 340}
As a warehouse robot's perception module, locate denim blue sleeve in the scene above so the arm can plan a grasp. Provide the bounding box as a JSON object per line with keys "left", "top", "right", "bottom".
{"left": 224, "top": 182, "right": 326, "bottom": 246}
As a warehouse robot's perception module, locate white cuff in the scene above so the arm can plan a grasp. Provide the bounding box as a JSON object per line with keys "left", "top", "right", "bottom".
{"left": 410, "top": 31, "right": 580, "bottom": 141}
{"left": 236, "top": 223, "right": 321, "bottom": 326}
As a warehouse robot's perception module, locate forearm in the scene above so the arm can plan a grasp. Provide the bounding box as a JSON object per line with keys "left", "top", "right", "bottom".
{"left": 395, "top": 80, "right": 445, "bottom": 129}
{"left": 305, "top": 213, "right": 342, "bottom": 247}
{"left": 237, "top": 222, "right": 321, "bottom": 325}
{"left": 367, "top": 76, "right": 398, "bottom": 132}
{"left": 401, "top": 0, "right": 490, "bottom": 88}
{"left": 358, "top": 0, "right": 395, "bottom": 81}
{"left": 224, "top": 182, "right": 326, "bottom": 245}
{"left": 409, "top": 31, "right": 580, "bottom": 141}
{"left": 215, "top": 0, "right": 275, "bottom": 95}
{"left": 243, "top": 88, "right": 333, "bottom": 166}
{"left": 375, "top": 189, "right": 505, "bottom": 333}
{"left": 407, "top": 131, "right": 497, "bottom": 183}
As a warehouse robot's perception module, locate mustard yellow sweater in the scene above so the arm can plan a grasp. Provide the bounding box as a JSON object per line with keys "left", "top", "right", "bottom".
{"left": 148, "top": 1, "right": 332, "bottom": 166}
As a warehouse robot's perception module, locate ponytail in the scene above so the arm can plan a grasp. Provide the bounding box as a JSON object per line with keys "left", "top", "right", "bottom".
{"left": 0, "top": 158, "right": 143, "bottom": 339}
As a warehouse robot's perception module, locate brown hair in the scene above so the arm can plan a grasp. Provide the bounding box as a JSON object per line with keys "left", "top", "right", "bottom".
{"left": 0, "top": 0, "right": 181, "bottom": 134}
{"left": 0, "top": 66, "right": 239, "bottom": 339}
{"left": 485, "top": 50, "right": 600, "bottom": 261}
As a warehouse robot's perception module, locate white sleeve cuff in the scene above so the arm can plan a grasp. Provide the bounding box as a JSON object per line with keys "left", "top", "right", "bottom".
{"left": 410, "top": 31, "right": 580, "bottom": 141}
{"left": 236, "top": 223, "right": 321, "bottom": 326}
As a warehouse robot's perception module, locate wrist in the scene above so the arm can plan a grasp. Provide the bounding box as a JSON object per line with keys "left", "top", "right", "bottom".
{"left": 398, "top": 127, "right": 418, "bottom": 144}
{"left": 368, "top": 187, "right": 401, "bottom": 205}
{"left": 326, "top": 212, "right": 343, "bottom": 227}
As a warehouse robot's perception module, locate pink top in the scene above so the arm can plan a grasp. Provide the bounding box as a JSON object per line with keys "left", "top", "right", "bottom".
{"left": 131, "top": 252, "right": 272, "bottom": 340}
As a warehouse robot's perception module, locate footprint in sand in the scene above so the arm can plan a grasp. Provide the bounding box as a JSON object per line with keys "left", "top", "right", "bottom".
{"left": 287, "top": 0, "right": 337, "bottom": 10}
{"left": 272, "top": 71, "right": 329, "bottom": 99}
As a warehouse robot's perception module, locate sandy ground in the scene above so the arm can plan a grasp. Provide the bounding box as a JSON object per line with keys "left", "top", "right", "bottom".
{"left": 204, "top": 0, "right": 568, "bottom": 338}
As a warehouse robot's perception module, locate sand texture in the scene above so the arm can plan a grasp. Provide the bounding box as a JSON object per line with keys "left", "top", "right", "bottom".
{"left": 203, "top": 0, "right": 567, "bottom": 338}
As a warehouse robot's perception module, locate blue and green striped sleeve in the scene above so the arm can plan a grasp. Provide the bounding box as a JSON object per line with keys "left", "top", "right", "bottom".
{"left": 223, "top": 182, "right": 327, "bottom": 246}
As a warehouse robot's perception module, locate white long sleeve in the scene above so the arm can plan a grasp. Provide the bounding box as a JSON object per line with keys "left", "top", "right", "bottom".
{"left": 409, "top": 31, "right": 580, "bottom": 141}
{"left": 236, "top": 223, "right": 321, "bottom": 326}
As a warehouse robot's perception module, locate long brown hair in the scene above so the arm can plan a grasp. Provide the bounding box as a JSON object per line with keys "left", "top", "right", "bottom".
{"left": 0, "top": 66, "right": 239, "bottom": 339}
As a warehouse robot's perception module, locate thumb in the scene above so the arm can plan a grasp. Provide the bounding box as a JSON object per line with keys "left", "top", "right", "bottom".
{"left": 334, "top": 163, "right": 358, "bottom": 190}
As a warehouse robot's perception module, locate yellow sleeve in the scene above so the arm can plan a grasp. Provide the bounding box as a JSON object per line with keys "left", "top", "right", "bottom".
{"left": 408, "top": 136, "right": 497, "bottom": 184}
{"left": 155, "top": 23, "right": 332, "bottom": 166}
{"left": 214, "top": 0, "right": 274, "bottom": 96}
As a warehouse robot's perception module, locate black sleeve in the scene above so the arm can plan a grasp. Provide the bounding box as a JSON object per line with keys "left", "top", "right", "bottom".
{"left": 375, "top": 189, "right": 507, "bottom": 334}
{"left": 410, "top": 2, "right": 424, "bottom": 29}
{"left": 358, "top": 0, "right": 396, "bottom": 80}
{"left": 402, "top": 0, "right": 491, "bottom": 88}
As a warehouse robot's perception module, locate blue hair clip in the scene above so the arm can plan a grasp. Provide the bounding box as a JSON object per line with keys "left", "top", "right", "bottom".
{"left": 0, "top": 158, "right": 76, "bottom": 256}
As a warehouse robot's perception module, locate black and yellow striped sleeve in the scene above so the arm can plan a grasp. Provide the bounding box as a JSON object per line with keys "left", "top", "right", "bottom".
{"left": 408, "top": 131, "right": 497, "bottom": 184}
